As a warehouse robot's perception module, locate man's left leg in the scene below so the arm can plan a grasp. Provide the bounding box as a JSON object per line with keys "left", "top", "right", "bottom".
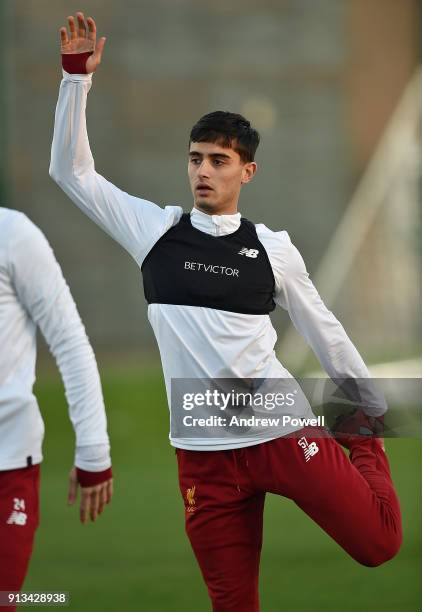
{"left": 0, "top": 465, "right": 40, "bottom": 611}
{"left": 247, "top": 428, "right": 402, "bottom": 567}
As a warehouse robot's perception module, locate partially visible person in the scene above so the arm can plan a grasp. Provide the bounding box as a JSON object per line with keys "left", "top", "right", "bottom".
{"left": 0, "top": 207, "right": 113, "bottom": 610}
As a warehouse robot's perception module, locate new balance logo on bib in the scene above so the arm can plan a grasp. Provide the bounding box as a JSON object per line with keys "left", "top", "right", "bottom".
{"left": 238, "top": 247, "right": 259, "bottom": 258}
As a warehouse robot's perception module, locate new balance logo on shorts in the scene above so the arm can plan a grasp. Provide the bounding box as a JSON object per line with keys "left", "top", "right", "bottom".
{"left": 238, "top": 247, "right": 259, "bottom": 258}
{"left": 6, "top": 497, "right": 27, "bottom": 526}
{"left": 297, "top": 437, "right": 319, "bottom": 462}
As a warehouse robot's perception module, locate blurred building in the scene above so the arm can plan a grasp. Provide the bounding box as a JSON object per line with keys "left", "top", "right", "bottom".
{"left": 1, "top": 0, "right": 421, "bottom": 365}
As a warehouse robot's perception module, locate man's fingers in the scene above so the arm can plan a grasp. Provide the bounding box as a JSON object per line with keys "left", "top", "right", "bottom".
{"left": 67, "top": 16, "right": 77, "bottom": 40}
{"left": 98, "top": 486, "right": 105, "bottom": 515}
{"left": 76, "top": 478, "right": 113, "bottom": 523}
{"left": 90, "top": 488, "right": 100, "bottom": 522}
{"left": 99, "top": 483, "right": 110, "bottom": 514}
{"left": 76, "top": 12, "right": 87, "bottom": 38}
{"left": 60, "top": 27, "right": 69, "bottom": 47}
{"left": 93, "top": 37, "right": 106, "bottom": 64}
{"left": 80, "top": 489, "right": 91, "bottom": 524}
{"left": 106, "top": 478, "right": 113, "bottom": 503}
{"left": 86, "top": 17, "right": 96, "bottom": 42}
{"left": 67, "top": 469, "right": 78, "bottom": 505}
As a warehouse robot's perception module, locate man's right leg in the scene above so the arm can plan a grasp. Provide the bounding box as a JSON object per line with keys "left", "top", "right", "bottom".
{"left": 176, "top": 448, "right": 265, "bottom": 612}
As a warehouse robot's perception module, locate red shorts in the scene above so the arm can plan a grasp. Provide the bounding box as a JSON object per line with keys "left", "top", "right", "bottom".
{"left": 0, "top": 465, "right": 40, "bottom": 611}
{"left": 176, "top": 428, "right": 402, "bottom": 612}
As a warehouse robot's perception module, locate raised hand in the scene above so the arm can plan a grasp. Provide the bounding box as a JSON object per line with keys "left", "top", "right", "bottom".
{"left": 60, "top": 12, "right": 106, "bottom": 74}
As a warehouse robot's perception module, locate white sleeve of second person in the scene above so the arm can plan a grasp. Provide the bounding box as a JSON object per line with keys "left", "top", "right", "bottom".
{"left": 260, "top": 228, "right": 387, "bottom": 416}
{"left": 49, "top": 71, "right": 182, "bottom": 266}
{"left": 10, "top": 214, "right": 111, "bottom": 471}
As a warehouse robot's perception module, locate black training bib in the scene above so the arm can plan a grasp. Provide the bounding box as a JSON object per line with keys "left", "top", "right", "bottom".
{"left": 141, "top": 213, "right": 275, "bottom": 315}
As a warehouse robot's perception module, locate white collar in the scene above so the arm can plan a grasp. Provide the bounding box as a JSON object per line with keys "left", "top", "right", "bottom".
{"left": 190, "top": 207, "right": 241, "bottom": 237}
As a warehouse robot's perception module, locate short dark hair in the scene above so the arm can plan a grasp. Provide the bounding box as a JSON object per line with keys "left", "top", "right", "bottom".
{"left": 189, "top": 111, "right": 260, "bottom": 163}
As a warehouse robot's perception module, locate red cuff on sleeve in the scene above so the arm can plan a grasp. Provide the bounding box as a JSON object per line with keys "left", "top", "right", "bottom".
{"left": 76, "top": 467, "right": 112, "bottom": 487}
{"left": 62, "top": 52, "right": 93, "bottom": 74}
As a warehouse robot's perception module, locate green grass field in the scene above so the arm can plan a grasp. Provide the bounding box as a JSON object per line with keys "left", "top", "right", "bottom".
{"left": 24, "top": 363, "right": 422, "bottom": 611}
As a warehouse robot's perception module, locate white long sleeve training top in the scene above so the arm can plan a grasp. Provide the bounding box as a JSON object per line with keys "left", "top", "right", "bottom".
{"left": 0, "top": 207, "right": 111, "bottom": 470}
{"left": 49, "top": 71, "right": 386, "bottom": 451}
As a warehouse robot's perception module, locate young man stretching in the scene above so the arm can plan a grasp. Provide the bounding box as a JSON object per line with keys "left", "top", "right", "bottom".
{"left": 50, "top": 13, "right": 401, "bottom": 612}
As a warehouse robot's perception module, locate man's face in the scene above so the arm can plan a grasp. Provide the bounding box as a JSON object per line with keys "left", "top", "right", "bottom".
{"left": 188, "top": 141, "right": 256, "bottom": 215}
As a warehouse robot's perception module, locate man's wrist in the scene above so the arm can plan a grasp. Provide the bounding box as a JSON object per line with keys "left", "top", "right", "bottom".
{"left": 61, "top": 51, "right": 93, "bottom": 74}
{"left": 76, "top": 466, "right": 112, "bottom": 487}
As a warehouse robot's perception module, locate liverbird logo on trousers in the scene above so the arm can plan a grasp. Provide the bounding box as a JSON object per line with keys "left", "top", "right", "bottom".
{"left": 186, "top": 485, "right": 196, "bottom": 513}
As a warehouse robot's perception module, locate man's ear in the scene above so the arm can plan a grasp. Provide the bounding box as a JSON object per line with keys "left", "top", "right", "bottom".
{"left": 241, "top": 162, "right": 257, "bottom": 185}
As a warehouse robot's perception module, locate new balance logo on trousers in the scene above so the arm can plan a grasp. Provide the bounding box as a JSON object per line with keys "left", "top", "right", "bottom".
{"left": 6, "top": 498, "right": 27, "bottom": 526}
{"left": 298, "top": 436, "right": 319, "bottom": 462}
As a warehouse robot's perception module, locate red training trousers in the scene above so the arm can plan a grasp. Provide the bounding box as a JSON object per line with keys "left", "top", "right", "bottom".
{"left": 176, "top": 427, "right": 402, "bottom": 612}
{"left": 0, "top": 465, "right": 40, "bottom": 612}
